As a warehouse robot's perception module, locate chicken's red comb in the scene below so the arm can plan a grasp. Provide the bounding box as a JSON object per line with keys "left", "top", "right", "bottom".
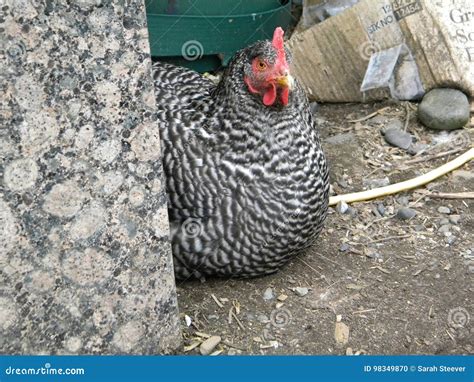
{"left": 272, "top": 27, "right": 285, "bottom": 51}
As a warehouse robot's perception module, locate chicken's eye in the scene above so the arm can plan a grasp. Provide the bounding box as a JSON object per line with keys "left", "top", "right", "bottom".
{"left": 256, "top": 60, "right": 267, "bottom": 71}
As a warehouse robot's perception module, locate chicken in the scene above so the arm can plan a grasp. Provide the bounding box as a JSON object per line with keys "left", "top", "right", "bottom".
{"left": 153, "top": 27, "right": 329, "bottom": 280}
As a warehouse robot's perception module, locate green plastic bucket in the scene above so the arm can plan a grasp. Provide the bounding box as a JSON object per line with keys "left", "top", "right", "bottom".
{"left": 146, "top": 0, "right": 292, "bottom": 72}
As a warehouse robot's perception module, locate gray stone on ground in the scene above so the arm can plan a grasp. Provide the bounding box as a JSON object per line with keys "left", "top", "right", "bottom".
{"left": 438, "top": 206, "right": 451, "bottom": 214}
{"left": 438, "top": 224, "right": 452, "bottom": 233}
{"left": 397, "top": 208, "right": 417, "bottom": 220}
{"left": 263, "top": 287, "right": 275, "bottom": 301}
{"left": 376, "top": 203, "right": 386, "bottom": 216}
{"left": 381, "top": 119, "right": 424, "bottom": 154}
{"left": 336, "top": 200, "right": 349, "bottom": 214}
{"left": 1, "top": 0, "right": 180, "bottom": 354}
{"left": 363, "top": 177, "right": 390, "bottom": 189}
{"left": 418, "top": 89, "right": 470, "bottom": 130}
{"left": 294, "top": 287, "right": 309, "bottom": 297}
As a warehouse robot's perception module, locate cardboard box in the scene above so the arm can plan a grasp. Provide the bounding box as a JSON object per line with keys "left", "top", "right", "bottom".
{"left": 289, "top": 0, "right": 474, "bottom": 102}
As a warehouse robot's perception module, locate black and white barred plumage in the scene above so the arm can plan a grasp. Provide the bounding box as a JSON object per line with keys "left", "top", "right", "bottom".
{"left": 153, "top": 32, "right": 329, "bottom": 280}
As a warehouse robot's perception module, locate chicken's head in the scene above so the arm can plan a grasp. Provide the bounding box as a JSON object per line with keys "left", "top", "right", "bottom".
{"left": 243, "top": 27, "right": 293, "bottom": 107}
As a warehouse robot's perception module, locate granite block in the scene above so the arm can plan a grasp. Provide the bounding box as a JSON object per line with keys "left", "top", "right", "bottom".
{"left": 0, "top": 0, "right": 181, "bottom": 354}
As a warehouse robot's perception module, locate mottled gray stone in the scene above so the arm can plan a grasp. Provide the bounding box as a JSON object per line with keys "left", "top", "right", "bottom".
{"left": 383, "top": 127, "right": 413, "bottom": 150}
{"left": 397, "top": 207, "right": 417, "bottom": 220}
{"left": 418, "top": 89, "right": 470, "bottom": 130}
{"left": 0, "top": 0, "right": 180, "bottom": 354}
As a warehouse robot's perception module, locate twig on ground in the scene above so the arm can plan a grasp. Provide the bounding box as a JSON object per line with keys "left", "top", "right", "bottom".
{"left": 402, "top": 147, "right": 465, "bottom": 166}
{"left": 222, "top": 341, "right": 246, "bottom": 351}
{"left": 368, "top": 234, "right": 411, "bottom": 244}
{"left": 348, "top": 107, "right": 390, "bottom": 123}
{"left": 231, "top": 310, "right": 245, "bottom": 331}
{"left": 419, "top": 191, "right": 474, "bottom": 199}
{"left": 211, "top": 294, "right": 224, "bottom": 308}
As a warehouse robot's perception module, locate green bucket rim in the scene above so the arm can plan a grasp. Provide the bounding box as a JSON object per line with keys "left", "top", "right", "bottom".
{"left": 146, "top": 3, "right": 292, "bottom": 19}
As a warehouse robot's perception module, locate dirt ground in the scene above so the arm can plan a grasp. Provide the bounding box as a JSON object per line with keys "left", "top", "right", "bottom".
{"left": 175, "top": 101, "right": 473, "bottom": 355}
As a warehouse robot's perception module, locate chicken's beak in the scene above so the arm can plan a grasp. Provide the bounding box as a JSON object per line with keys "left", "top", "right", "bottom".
{"left": 274, "top": 74, "right": 294, "bottom": 90}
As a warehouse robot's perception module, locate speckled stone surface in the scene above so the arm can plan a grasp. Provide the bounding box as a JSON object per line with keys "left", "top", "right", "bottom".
{"left": 0, "top": 0, "right": 181, "bottom": 354}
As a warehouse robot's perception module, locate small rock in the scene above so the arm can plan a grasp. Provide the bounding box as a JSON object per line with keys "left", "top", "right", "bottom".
{"left": 200, "top": 335, "right": 221, "bottom": 355}
{"left": 257, "top": 314, "right": 269, "bottom": 323}
{"left": 184, "top": 315, "right": 192, "bottom": 327}
{"left": 438, "top": 224, "right": 451, "bottom": 233}
{"left": 263, "top": 287, "right": 274, "bottom": 301}
{"left": 363, "top": 177, "right": 390, "bottom": 189}
{"left": 277, "top": 294, "right": 288, "bottom": 302}
{"left": 376, "top": 203, "right": 386, "bottom": 216}
{"left": 347, "top": 206, "right": 357, "bottom": 217}
{"left": 438, "top": 206, "right": 451, "bottom": 214}
{"left": 334, "top": 322, "right": 350, "bottom": 345}
{"left": 339, "top": 243, "right": 350, "bottom": 252}
{"left": 294, "top": 287, "right": 309, "bottom": 297}
{"left": 439, "top": 218, "right": 450, "bottom": 226}
{"left": 445, "top": 235, "right": 457, "bottom": 245}
{"left": 346, "top": 347, "right": 353, "bottom": 355}
{"left": 383, "top": 126, "right": 413, "bottom": 150}
{"left": 310, "top": 101, "right": 318, "bottom": 114}
{"left": 418, "top": 88, "right": 470, "bottom": 131}
{"left": 337, "top": 178, "right": 349, "bottom": 189}
{"left": 336, "top": 201, "right": 349, "bottom": 214}
{"left": 449, "top": 215, "right": 461, "bottom": 225}
{"left": 397, "top": 207, "right": 416, "bottom": 220}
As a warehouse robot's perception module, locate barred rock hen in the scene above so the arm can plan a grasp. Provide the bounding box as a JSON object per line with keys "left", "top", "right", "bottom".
{"left": 154, "top": 28, "right": 329, "bottom": 280}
